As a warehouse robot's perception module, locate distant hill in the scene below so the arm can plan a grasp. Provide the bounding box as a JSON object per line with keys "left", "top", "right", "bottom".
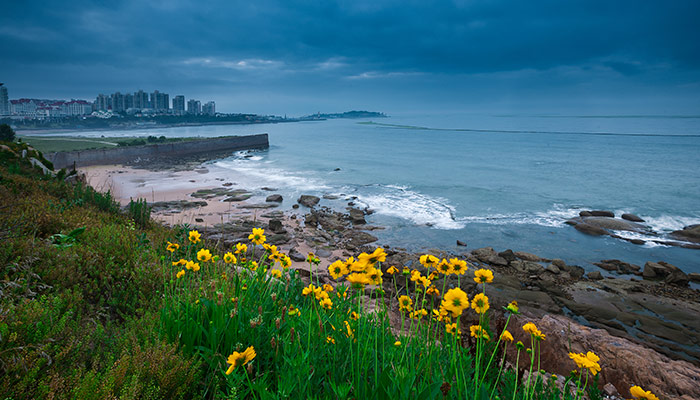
{"left": 303, "top": 110, "right": 387, "bottom": 119}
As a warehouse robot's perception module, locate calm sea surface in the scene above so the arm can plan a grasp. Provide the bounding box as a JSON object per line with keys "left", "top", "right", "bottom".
{"left": 49, "top": 113, "right": 700, "bottom": 273}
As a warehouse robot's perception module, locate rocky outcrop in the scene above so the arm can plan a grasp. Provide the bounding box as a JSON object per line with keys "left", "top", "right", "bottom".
{"left": 594, "top": 259, "right": 641, "bottom": 275}
{"left": 622, "top": 213, "right": 645, "bottom": 222}
{"left": 643, "top": 261, "right": 689, "bottom": 286}
{"left": 671, "top": 224, "right": 700, "bottom": 243}
{"left": 266, "top": 194, "right": 283, "bottom": 202}
{"left": 510, "top": 314, "right": 700, "bottom": 400}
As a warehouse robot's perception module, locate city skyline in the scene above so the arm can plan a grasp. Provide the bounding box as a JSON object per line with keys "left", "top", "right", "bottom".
{"left": 1, "top": 1, "right": 699, "bottom": 116}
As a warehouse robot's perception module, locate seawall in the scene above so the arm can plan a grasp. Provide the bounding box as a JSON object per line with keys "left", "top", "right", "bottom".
{"left": 47, "top": 134, "right": 269, "bottom": 169}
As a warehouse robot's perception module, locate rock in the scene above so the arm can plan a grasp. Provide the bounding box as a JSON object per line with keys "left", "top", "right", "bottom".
{"left": 267, "top": 233, "right": 291, "bottom": 245}
{"left": 261, "top": 187, "right": 277, "bottom": 191}
{"left": 643, "top": 263, "right": 658, "bottom": 279}
{"left": 593, "top": 259, "right": 641, "bottom": 275}
{"left": 333, "top": 168, "right": 341, "bottom": 171}
{"left": 195, "top": 218, "right": 204, "bottom": 222}
{"left": 343, "top": 231, "right": 378, "bottom": 249}
{"left": 297, "top": 195, "right": 320, "bottom": 207}
{"left": 222, "top": 182, "right": 233, "bottom": 186}
{"left": 643, "top": 261, "right": 689, "bottom": 287}
{"left": 64, "top": 172, "right": 86, "bottom": 185}
{"left": 545, "top": 264, "right": 561, "bottom": 274}
{"left": 456, "top": 240, "right": 467, "bottom": 247}
{"left": 590, "top": 210, "right": 615, "bottom": 217}
{"left": 268, "top": 219, "right": 286, "bottom": 234}
{"left": 348, "top": 208, "right": 366, "bottom": 225}
{"left": 551, "top": 259, "right": 567, "bottom": 268}
{"left": 497, "top": 249, "right": 517, "bottom": 263}
{"left": 288, "top": 248, "right": 306, "bottom": 262}
{"left": 588, "top": 271, "right": 603, "bottom": 280}
{"left": 689, "top": 273, "right": 700, "bottom": 283}
{"left": 514, "top": 251, "right": 542, "bottom": 262}
{"left": 545, "top": 264, "right": 560, "bottom": 274}
{"left": 292, "top": 204, "right": 299, "bottom": 209}
{"left": 149, "top": 200, "right": 208, "bottom": 212}
{"left": 582, "top": 217, "right": 647, "bottom": 232}
{"left": 29, "top": 157, "right": 54, "bottom": 176}
{"left": 573, "top": 222, "right": 609, "bottom": 236}
{"left": 223, "top": 193, "right": 253, "bottom": 202}
{"left": 622, "top": 213, "right": 645, "bottom": 222}
{"left": 630, "top": 239, "right": 645, "bottom": 245}
{"left": 603, "top": 383, "right": 619, "bottom": 397}
{"left": 315, "top": 248, "right": 332, "bottom": 258}
{"left": 472, "top": 247, "right": 496, "bottom": 263}
{"left": 322, "top": 194, "right": 339, "bottom": 200}
{"left": 266, "top": 194, "right": 283, "bottom": 202}
{"left": 240, "top": 203, "right": 278, "bottom": 209}
{"left": 579, "top": 211, "right": 593, "bottom": 217}
{"left": 670, "top": 224, "right": 700, "bottom": 243}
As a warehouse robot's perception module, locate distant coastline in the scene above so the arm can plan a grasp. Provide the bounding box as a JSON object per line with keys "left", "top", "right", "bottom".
{"left": 9, "top": 110, "right": 387, "bottom": 134}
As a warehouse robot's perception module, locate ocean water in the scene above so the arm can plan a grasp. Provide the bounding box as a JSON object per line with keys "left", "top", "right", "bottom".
{"left": 48, "top": 114, "right": 700, "bottom": 273}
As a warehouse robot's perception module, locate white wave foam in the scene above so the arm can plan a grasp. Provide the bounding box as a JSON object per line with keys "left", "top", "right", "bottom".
{"left": 213, "top": 159, "right": 331, "bottom": 191}
{"left": 356, "top": 187, "right": 464, "bottom": 230}
{"left": 609, "top": 231, "right": 671, "bottom": 248}
{"left": 456, "top": 205, "right": 581, "bottom": 228}
{"left": 641, "top": 215, "right": 700, "bottom": 233}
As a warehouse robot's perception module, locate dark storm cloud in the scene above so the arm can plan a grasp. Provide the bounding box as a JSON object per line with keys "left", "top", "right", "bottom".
{"left": 1, "top": 0, "right": 699, "bottom": 113}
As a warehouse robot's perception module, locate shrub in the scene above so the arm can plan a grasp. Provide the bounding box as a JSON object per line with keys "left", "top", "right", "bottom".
{"left": 0, "top": 124, "right": 15, "bottom": 142}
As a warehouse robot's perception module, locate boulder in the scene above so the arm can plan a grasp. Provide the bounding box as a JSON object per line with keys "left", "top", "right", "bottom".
{"left": 643, "top": 261, "right": 689, "bottom": 286}
{"left": 514, "top": 251, "right": 542, "bottom": 262}
{"left": 551, "top": 259, "right": 567, "bottom": 269}
{"left": 471, "top": 247, "right": 496, "bottom": 262}
{"left": 689, "top": 273, "right": 700, "bottom": 283}
{"left": 545, "top": 264, "right": 560, "bottom": 274}
{"left": 581, "top": 217, "right": 647, "bottom": 232}
{"left": 587, "top": 271, "right": 603, "bottom": 280}
{"left": 322, "top": 194, "right": 340, "bottom": 200}
{"left": 288, "top": 248, "right": 306, "bottom": 262}
{"left": 589, "top": 210, "right": 615, "bottom": 217}
{"left": 573, "top": 223, "right": 609, "bottom": 236}
{"left": 348, "top": 208, "right": 366, "bottom": 225}
{"left": 456, "top": 240, "right": 467, "bottom": 247}
{"left": 497, "top": 249, "right": 517, "bottom": 263}
{"left": 266, "top": 194, "right": 283, "bottom": 202}
{"left": 297, "top": 195, "right": 320, "bottom": 207}
{"left": 593, "top": 259, "right": 641, "bottom": 275}
{"left": 268, "top": 219, "right": 286, "bottom": 234}
{"left": 578, "top": 211, "right": 593, "bottom": 217}
{"left": 670, "top": 224, "right": 700, "bottom": 243}
{"left": 622, "top": 213, "right": 645, "bottom": 222}
{"left": 223, "top": 193, "right": 253, "bottom": 202}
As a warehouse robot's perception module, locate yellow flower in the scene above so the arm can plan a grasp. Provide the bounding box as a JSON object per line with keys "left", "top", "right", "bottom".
{"left": 366, "top": 267, "right": 383, "bottom": 285}
{"left": 474, "top": 268, "right": 494, "bottom": 284}
{"left": 410, "top": 309, "right": 428, "bottom": 320}
{"left": 344, "top": 320, "right": 354, "bottom": 339}
{"left": 166, "top": 241, "right": 180, "bottom": 252}
{"left": 270, "top": 269, "right": 282, "bottom": 279}
{"left": 402, "top": 266, "right": 410, "bottom": 275}
{"left": 225, "top": 346, "right": 256, "bottom": 374}
{"left": 278, "top": 254, "right": 291, "bottom": 269}
{"left": 223, "top": 252, "right": 237, "bottom": 264}
{"left": 394, "top": 340, "right": 401, "bottom": 346}
{"left": 471, "top": 293, "right": 490, "bottom": 314}
{"left": 522, "top": 322, "right": 539, "bottom": 335}
{"left": 470, "top": 325, "right": 490, "bottom": 340}
{"left": 188, "top": 230, "right": 201, "bottom": 244}
{"left": 346, "top": 273, "right": 370, "bottom": 287}
{"left": 629, "top": 386, "right": 659, "bottom": 400}
{"left": 446, "top": 322, "right": 461, "bottom": 335}
{"left": 350, "top": 311, "right": 359, "bottom": 320}
{"left": 302, "top": 284, "right": 315, "bottom": 297}
{"left": 326, "top": 336, "right": 335, "bottom": 344}
{"left": 506, "top": 300, "right": 519, "bottom": 314}
{"left": 176, "top": 269, "right": 185, "bottom": 279}
{"left": 500, "top": 330, "right": 514, "bottom": 342}
{"left": 436, "top": 259, "right": 454, "bottom": 275}
{"left": 319, "top": 297, "right": 333, "bottom": 310}
{"left": 249, "top": 261, "right": 258, "bottom": 271}
{"left": 197, "top": 248, "right": 212, "bottom": 263}
{"left": 172, "top": 258, "right": 187, "bottom": 266}
{"left": 314, "top": 288, "right": 329, "bottom": 301}
{"left": 426, "top": 286, "right": 440, "bottom": 296}
{"left": 323, "top": 283, "right": 334, "bottom": 292}
{"left": 249, "top": 228, "right": 266, "bottom": 245}
{"left": 449, "top": 258, "right": 468, "bottom": 275}
{"left": 419, "top": 277, "right": 431, "bottom": 287}
{"left": 288, "top": 305, "right": 301, "bottom": 316}
{"left": 387, "top": 266, "right": 398, "bottom": 275}
{"left": 419, "top": 254, "right": 440, "bottom": 268}
{"left": 398, "top": 295, "right": 413, "bottom": 312}
{"left": 569, "top": 352, "right": 601, "bottom": 376}
{"left": 442, "top": 288, "right": 469, "bottom": 316}
{"left": 186, "top": 260, "right": 200, "bottom": 272}
{"left": 329, "top": 260, "right": 349, "bottom": 279}
{"left": 360, "top": 247, "right": 387, "bottom": 266}
{"left": 235, "top": 242, "right": 248, "bottom": 254}
{"left": 428, "top": 272, "right": 438, "bottom": 280}
{"left": 410, "top": 270, "right": 422, "bottom": 282}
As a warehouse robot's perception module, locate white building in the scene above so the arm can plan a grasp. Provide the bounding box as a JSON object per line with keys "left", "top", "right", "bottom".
{"left": 202, "top": 101, "right": 216, "bottom": 116}
{"left": 0, "top": 84, "right": 9, "bottom": 116}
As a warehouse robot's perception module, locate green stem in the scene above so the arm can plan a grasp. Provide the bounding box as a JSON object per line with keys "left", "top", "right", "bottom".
{"left": 512, "top": 348, "right": 521, "bottom": 400}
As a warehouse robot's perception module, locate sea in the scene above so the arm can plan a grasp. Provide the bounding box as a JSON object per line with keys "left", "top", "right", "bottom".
{"left": 45, "top": 113, "right": 700, "bottom": 274}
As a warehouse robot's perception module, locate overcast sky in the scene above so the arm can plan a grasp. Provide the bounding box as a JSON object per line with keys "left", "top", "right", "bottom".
{"left": 2, "top": 0, "right": 699, "bottom": 115}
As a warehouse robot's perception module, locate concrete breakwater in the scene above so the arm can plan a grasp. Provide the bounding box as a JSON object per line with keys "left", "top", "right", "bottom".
{"left": 47, "top": 134, "right": 269, "bottom": 169}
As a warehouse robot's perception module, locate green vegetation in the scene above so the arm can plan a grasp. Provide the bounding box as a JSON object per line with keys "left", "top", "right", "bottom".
{"left": 0, "top": 124, "right": 15, "bottom": 142}
{"left": 17, "top": 135, "right": 193, "bottom": 153}
{"left": 0, "top": 140, "right": 657, "bottom": 400}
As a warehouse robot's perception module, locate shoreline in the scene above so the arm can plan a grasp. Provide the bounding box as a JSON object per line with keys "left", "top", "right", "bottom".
{"left": 80, "top": 161, "right": 700, "bottom": 398}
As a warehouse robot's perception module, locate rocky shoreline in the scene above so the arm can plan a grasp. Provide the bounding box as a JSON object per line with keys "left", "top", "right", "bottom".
{"left": 83, "top": 165, "right": 700, "bottom": 399}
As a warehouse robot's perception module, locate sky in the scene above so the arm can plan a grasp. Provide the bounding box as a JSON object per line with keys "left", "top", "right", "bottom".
{"left": 1, "top": 0, "right": 699, "bottom": 116}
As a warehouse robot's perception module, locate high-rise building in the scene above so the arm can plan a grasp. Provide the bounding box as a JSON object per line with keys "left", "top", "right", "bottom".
{"left": 202, "top": 101, "right": 216, "bottom": 116}
{"left": 133, "top": 90, "right": 149, "bottom": 109}
{"left": 124, "top": 93, "right": 134, "bottom": 110}
{"left": 150, "top": 90, "right": 169, "bottom": 111}
{"left": 95, "top": 94, "right": 109, "bottom": 111}
{"left": 187, "top": 99, "right": 201, "bottom": 115}
{"left": 0, "top": 83, "right": 9, "bottom": 116}
{"left": 172, "top": 95, "right": 185, "bottom": 115}
{"left": 111, "top": 92, "right": 125, "bottom": 112}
